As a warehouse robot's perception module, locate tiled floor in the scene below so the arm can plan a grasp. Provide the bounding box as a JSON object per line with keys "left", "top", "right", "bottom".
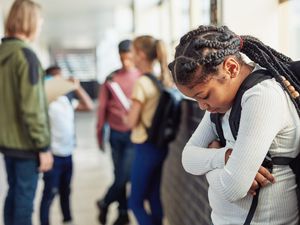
{"left": 0, "top": 110, "right": 137, "bottom": 225}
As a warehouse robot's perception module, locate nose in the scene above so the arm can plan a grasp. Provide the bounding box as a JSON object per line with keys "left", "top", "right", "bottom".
{"left": 198, "top": 101, "right": 209, "bottom": 110}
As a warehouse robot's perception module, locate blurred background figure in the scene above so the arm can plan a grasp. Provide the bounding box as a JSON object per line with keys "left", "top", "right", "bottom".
{"left": 96, "top": 39, "right": 140, "bottom": 225}
{"left": 40, "top": 65, "right": 94, "bottom": 225}
{"left": 124, "top": 35, "right": 171, "bottom": 225}
{"left": 0, "top": 1, "right": 53, "bottom": 225}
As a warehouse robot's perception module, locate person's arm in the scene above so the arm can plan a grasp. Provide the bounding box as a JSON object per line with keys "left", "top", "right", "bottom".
{"left": 19, "top": 48, "right": 50, "bottom": 151}
{"left": 205, "top": 84, "right": 285, "bottom": 202}
{"left": 209, "top": 144, "right": 274, "bottom": 196}
{"left": 182, "top": 111, "right": 229, "bottom": 175}
{"left": 70, "top": 79, "right": 94, "bottom": 111}
{"left": 96, "top": 82, "right": 109, "bottom": 150}
{"left": 124, "top": 99, "right": 142, "bottom": 128}
{"left": 19, "top": 48, "right": 52, "bottom": 172}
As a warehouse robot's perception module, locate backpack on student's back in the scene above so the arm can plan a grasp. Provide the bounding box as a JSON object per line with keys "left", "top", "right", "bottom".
{"left": 210, "top": 63, "right": 300, "bottom": 225}
{"left": 144, "top": 73, "right": 182, "bottom": 149}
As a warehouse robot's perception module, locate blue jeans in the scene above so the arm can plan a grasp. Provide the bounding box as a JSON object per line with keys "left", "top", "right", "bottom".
{"left": 3, "top": 155, "right": 39, "bottom": 225}
{"left": 40, "top": 155, "right": 73, "bottom": 225}
{"left": 129, "top": 142, "right": 168, "bottom": 225}
{"left": 103, "top": 129, "right": 134, "bottom": 213}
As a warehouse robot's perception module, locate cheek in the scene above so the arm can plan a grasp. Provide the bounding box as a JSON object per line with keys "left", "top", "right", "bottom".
{"left": 133, "top": 56, "right": 139, "bottom": 65}
{"left": 209, "top": 89, "right": 229, "bottom": 107}
{"left": 215, "top": 89, "right": 234, "bottom": 108}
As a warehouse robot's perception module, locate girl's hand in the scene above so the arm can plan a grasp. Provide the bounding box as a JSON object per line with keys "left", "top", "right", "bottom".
{"left": 208, "top": 140, "right": 222, "bottom": 149}
{"left": 248, "top": 166, "right": 275, "bottom": 196}
{"left": 208, "top": 141, "right": 232, "bottom": 165}
{"left": 68, "top": 77, "right": 80, "bottom": 90}
{"left": 224, "top": 148, "right": 232, "bottom": 164}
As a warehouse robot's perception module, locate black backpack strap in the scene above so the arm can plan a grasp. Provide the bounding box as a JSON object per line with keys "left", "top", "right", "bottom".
{"left": 210, "top": 69, "right": 272, "bottom": 142}
{"left": 210, "top": 113, "right": 226, "bottom": 147}
{"left": 243, "top": 153, "right": 273, "bottom": 225}
{"left": 209, "top": 69, "right": 273, "bottom": 224}
{"left": 144, "top": 73, "right": 164, "bottom": 92}
{"left": 244, "top": 189, "right": 261, "bottom": 225}
{"left": 229, "top": 69, "right": 272, "bottom": 139}
{"left": 140, "top": 73, "right": 163, "bottom": 133}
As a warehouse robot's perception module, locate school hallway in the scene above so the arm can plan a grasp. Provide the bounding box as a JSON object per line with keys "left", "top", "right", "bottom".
{"left": 0, "top": 110, "right": 137, "bottom": 225}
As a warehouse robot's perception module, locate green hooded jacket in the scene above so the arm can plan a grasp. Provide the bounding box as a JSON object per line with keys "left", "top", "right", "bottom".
{"left": 0, "top": 37, "right": 50, "bottom": 159}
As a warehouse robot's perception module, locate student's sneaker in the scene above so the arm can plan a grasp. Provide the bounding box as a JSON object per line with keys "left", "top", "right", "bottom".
{"left": 96, "top": 200, "right": 108, "bottom": 225}
{"left": 113, "top": 213, "right": 129, "bottom": 225}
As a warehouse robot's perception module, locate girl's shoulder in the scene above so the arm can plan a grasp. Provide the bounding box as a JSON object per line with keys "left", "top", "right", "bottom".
{"left": 136, "top": 74, "right": 158, "bottom": 87}
{"left": 243, "top": 78, "right": 286, "bottom": 103}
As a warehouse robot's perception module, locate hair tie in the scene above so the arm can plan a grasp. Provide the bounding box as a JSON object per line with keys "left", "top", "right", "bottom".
{"left": 238, "top": 36, "right": 244, "bottom": 50}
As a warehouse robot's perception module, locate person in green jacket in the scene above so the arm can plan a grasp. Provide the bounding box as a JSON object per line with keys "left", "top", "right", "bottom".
{"left": 0, "top": 1, "right": 53, "bottom": 225}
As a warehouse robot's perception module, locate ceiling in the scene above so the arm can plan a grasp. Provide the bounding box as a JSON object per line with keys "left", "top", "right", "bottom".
{"left": 1, "top": 0, "right": 133, "bottom": 47}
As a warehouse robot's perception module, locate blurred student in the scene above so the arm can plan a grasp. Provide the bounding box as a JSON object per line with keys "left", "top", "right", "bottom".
{"left": 0, "top": 1, "right": 53, "bottom": 225}
{"left": 96, "top": 40, "right": 140, "bottom": 225}
{"left": 40, "top": 66, "right": 94, "bottom": 225}
{"left": 125, "top": 35, "right": 171, "bottom": 225}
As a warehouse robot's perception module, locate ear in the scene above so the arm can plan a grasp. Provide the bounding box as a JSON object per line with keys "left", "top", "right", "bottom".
{"left": 223, "top": 57, "right": 240, "bottom": 78}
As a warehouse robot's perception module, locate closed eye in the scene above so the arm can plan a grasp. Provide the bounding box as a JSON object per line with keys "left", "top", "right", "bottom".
{"left": 202, "top": 94, "right": 209, "bottom": 100}
{"left": 196, "top": 93, "right": 209, "bottom": 100}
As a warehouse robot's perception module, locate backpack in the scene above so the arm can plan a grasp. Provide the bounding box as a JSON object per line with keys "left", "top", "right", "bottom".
{"left": 210, "top": 65, "right": 300, "bottom": 225}
{"left": 144, "top": 73, "right": 182, "bottom": 149}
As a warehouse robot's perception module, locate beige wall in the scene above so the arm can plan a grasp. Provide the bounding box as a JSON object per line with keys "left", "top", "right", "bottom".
{"left": 222, "top": 0, "right": 299, "bottom": 60}
{"left": 0, "top": 1, "right": 4, "bottom": 38}
{"left": 222, "top": 0, "right": 280, "bottom": 50}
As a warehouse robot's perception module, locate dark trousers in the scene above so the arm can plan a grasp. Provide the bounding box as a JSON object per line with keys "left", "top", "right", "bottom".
{"left": 103, "top": 129, "right": 134, "bottom": 213}
{"left": 129, "top": 142, "right": 168, "bottom": 225}
{"left": 40, "top": 155, "right": 73, "bottom": 225}
{"left": 3, "top": 155, "right": 39, "bottom": 225}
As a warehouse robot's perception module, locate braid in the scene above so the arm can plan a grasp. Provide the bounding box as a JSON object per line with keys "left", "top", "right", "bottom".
{"left": 168, "top": 25, "right": 300, "bottom": 116}
{"left": 170, "top": 25, "right": 242, "bottom": 85}
{"left": 240, "top": 35, "right": 300, "bottom": 115}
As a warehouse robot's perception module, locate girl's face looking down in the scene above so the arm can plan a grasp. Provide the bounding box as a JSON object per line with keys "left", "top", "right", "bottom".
{"left": 176, "top": 57, "right": 242, "bottom": 114}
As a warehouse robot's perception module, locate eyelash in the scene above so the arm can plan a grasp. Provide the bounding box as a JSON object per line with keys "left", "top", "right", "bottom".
{"left": 202, "top": 95, "right": 209, "bottom": 100}
{"left": 196, "top": 94, "right": 209, "bottom": 100}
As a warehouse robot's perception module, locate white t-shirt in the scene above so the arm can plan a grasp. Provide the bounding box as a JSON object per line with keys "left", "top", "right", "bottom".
{"left": 48, "top": 96, "right": 75, "bottom": 156}
{"left": 182, "top": 75, "right": 300, "bottom": 224}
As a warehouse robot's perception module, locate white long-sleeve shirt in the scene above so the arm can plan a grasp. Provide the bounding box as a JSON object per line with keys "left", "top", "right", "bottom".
{"left": 182, "top": 78, "right": 300, "bottom": 225}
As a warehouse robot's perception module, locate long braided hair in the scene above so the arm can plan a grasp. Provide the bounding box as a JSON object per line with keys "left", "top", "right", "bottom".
{"left": 168, "top": 25, "right": 300, "bottom": 115}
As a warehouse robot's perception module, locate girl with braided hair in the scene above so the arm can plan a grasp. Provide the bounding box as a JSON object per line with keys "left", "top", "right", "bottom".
{"left": 169, "top": 25, "right": 300, "bottom": 225}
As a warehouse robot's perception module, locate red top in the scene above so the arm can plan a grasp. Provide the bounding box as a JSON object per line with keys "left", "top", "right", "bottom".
{"left": 97, "top": 68, "right": 140, "bottom": 144}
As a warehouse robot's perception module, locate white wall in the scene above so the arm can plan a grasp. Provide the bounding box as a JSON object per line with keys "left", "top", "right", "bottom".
{"left": 96, "top": 6, "right": 134, "bottom": 83}
{"left": 0, "top": 0, "right": 5, "bottom": 38}
{"left": 286, "top": 0, "right": 300, "bottom": 60}
{"left": 222, "top": 0, "right": 300, "bottom": 60}
{"left": 222, "top": 0, "right": 280, "bottom": 50}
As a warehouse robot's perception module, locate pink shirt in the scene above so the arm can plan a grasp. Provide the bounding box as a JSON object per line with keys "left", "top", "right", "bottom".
{"left": 97, "top": 68, "right": 140, "bottom": 143}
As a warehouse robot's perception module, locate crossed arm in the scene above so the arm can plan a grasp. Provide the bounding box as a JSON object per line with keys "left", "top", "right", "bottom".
{"left": 182, "top": 87, "right": 283, "bottom": 201}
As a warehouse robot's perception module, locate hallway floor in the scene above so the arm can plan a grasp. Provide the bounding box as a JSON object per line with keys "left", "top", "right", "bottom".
{"left": 0, "top": 111, "right": 137, "bottom": 225}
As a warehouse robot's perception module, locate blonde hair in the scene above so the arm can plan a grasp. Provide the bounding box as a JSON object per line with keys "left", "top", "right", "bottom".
{"left": 133, "top": 35, "right": 173, "bottom": 87}
{"left": 5, "top": 0, "right": 42, "bottom": 38}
